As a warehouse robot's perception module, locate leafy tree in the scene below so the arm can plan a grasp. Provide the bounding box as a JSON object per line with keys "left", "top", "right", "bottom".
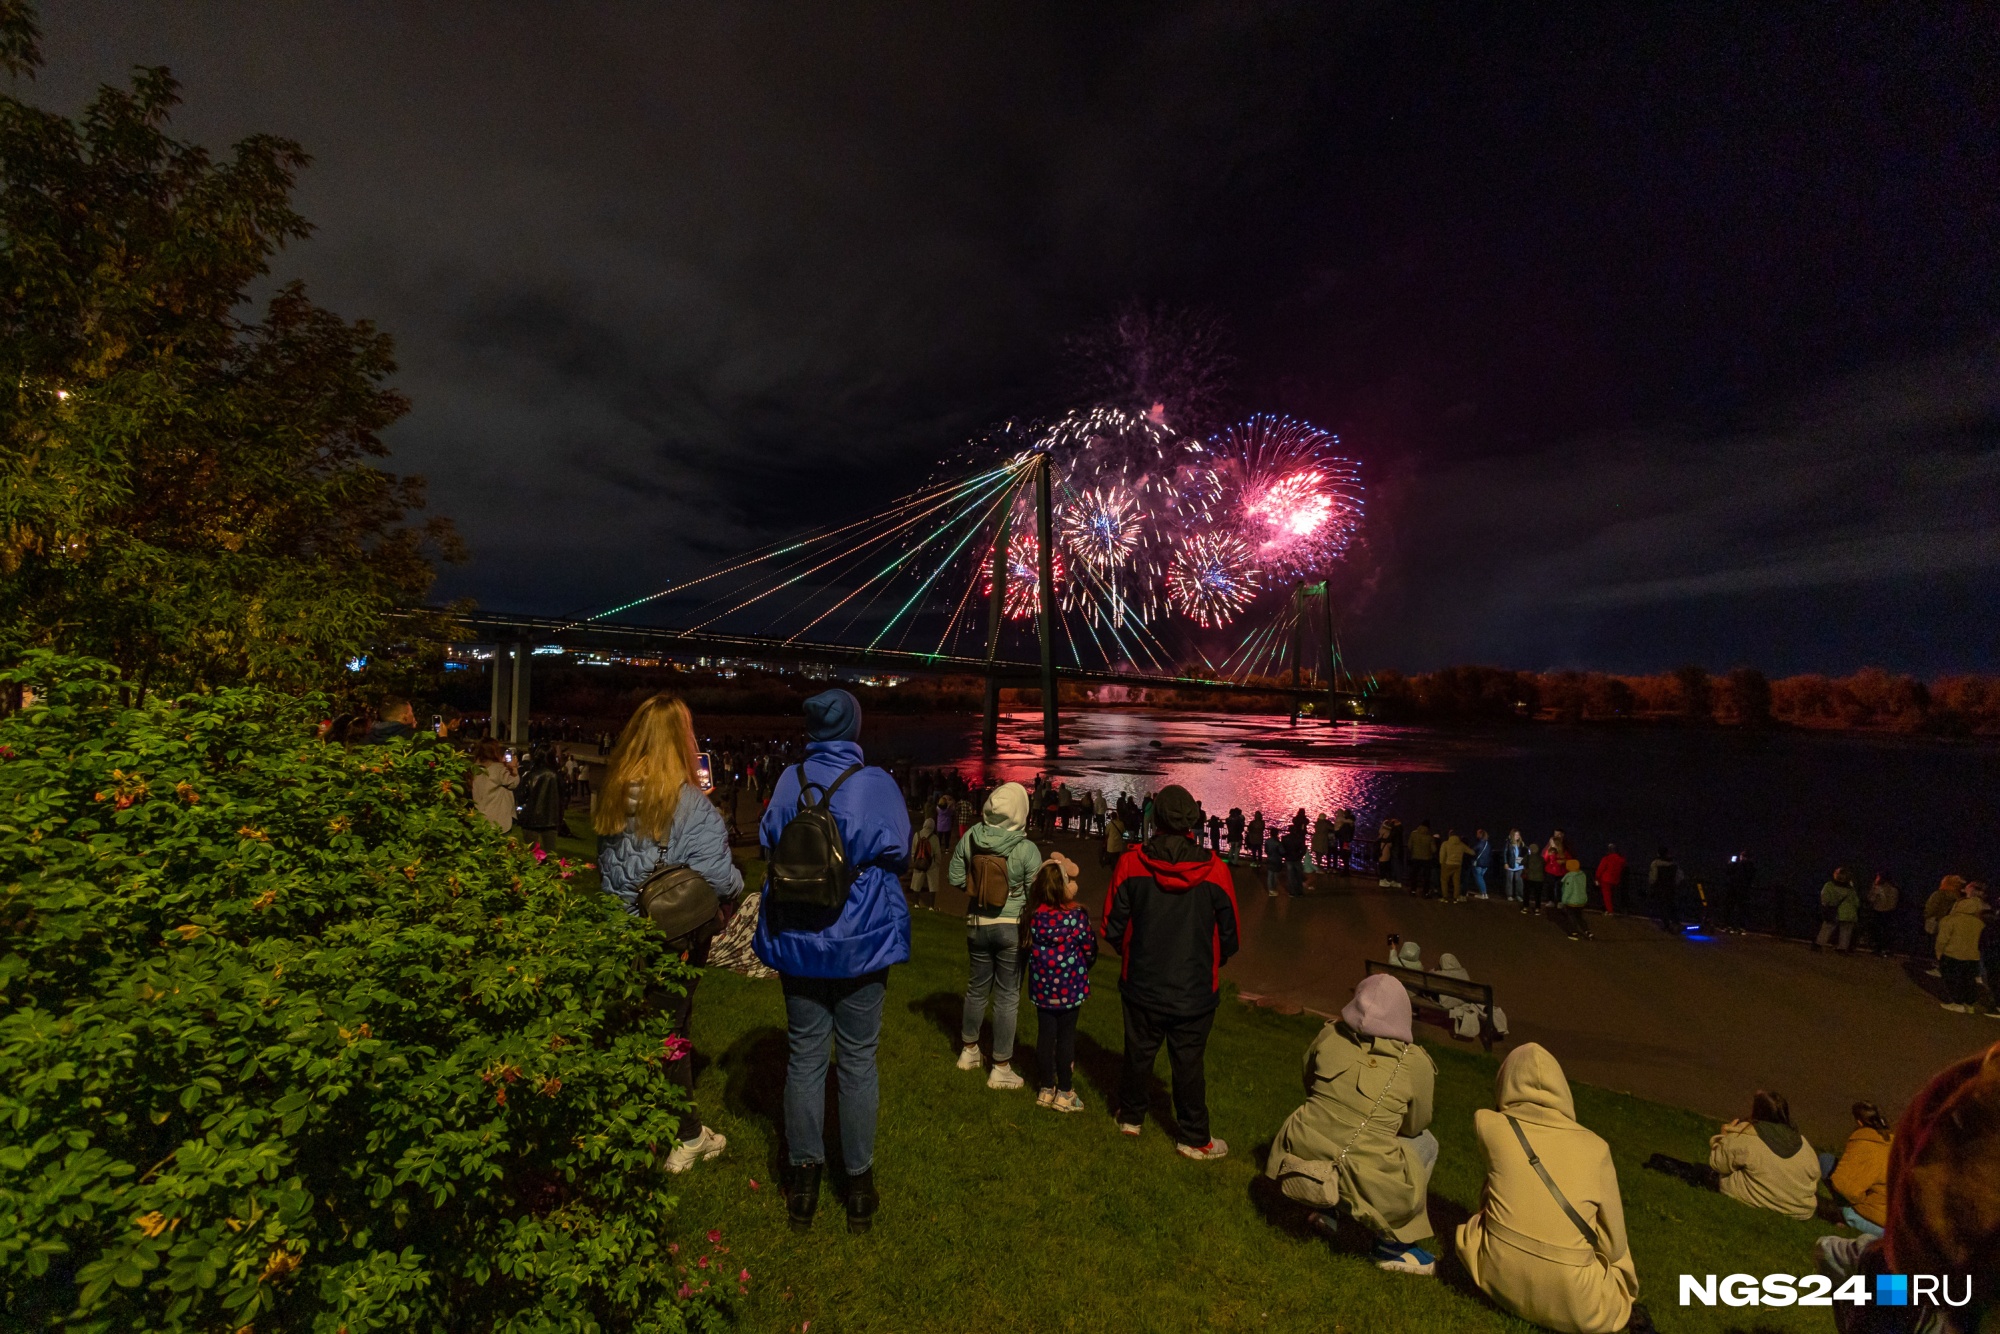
{"left": 1725, "top": 666, "right": 1772, "bottom": 728}
{"left": 0, "top": 653, "right": 726, "bottom": 1332}
{"left": 1672, "top": 664, "right": 1713, "bottom": 724}
{"left": 0, "top": 4, "right": 459, "bottom": 697}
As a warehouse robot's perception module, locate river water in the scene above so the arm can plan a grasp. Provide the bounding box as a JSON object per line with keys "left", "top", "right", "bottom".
{"left": 865, "top": 708, "right": 2000, "bottom": 943}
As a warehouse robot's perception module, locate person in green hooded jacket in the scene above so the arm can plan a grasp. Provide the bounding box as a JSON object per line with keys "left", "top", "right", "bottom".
{"left": 949, "top": 782, "right": 1045, "bottom": 1090}
{"left": 1814, "top": 867, "right": 1860, "bottom": 953}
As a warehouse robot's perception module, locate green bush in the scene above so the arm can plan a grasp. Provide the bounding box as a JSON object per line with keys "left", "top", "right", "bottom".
{"left": 0, "top": 654, "right": 727, "bottom": 1332}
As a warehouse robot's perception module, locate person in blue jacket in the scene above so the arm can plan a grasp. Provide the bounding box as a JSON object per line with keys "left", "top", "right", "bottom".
{"left": 754, "top": 688, "right": 911, "bottom": 1235}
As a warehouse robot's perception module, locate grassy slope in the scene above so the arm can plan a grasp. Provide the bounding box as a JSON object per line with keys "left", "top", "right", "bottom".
{"left": 554, "top": 834, "right": 1839, "bottom": 1333}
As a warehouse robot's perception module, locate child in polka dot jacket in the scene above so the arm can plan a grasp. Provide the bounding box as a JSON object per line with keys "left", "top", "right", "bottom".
{"left": 1024, "top": 853, "right": 1096, "bottom": 1112}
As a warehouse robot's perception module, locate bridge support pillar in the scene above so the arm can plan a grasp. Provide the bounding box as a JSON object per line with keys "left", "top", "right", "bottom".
{"left": 1289, "top": 584, "right": 1305, "bottom": 723}
{"left": 1036, "top": 456, "right": 1058, "bottom": 756}
{"left": 982, "top": 497, "right": 1013, "bottom": 753}
{"left": 1322, "top": 571, "right": 1338, "bottom": 723}
{"left": 508, "top": 641, "right": 530, "bottom": 745}
{"left": 488, "top": 646, "right": 512, "bottom": 739}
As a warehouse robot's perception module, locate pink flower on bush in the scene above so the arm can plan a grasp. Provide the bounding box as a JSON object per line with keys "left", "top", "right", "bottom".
{"left": 739, "top": 1268, "right": 750, "bottom": 1282}
{"left": 698, "top": 1255, "right": 709, "bottom": 1269}
{"left": 662, "top": 1035, "right": 692, "bottom": 1061}
{"left": 706, "top": 1229, "right": 721, "bottom": 1244}
{"left": 532, "top": 845, "right": 548, "bottom": 863}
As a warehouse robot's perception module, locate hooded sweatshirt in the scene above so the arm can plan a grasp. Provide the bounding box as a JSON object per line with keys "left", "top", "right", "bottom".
{"left": 1935, "top": 895, "right": 1986, "bottom": 962}
{"left": 1458, "top": 1044, "right": 1638, "bottom": 1334}
{"left": 1102, "top": 824, "right": 1241, "bottom": 1016}
{"left": 752, "top": 739, "right": 911, "bottom": 978}
{"left": 948, "top": 782, "right": 1043, "bottom": 924}
{"left": 1710, "top": 1116, "right": 1820, "bottom": 1220}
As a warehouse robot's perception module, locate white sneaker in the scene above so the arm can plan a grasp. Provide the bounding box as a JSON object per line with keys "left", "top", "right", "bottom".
{"left": 1036, "top": 1087, "right": 1056, "bottom": 1108}
{"left": 1053, "top": 1090, "right": 1086, "bottom": 1113}
{"left": 955, "top": 1044, "right": 983, "bottom": 1070}
{"left": 1176, "top": 1137, "right": 1229, "bottom": 1161}
{"left": 987, "top": 1062, "right": 1025, "bottom": 1090}
{"left": 664, "top": 1126, "right": 726, "bottom": 1173}
{"left": 1942, "top": 1003, "right": 1972, "bottom": 1013}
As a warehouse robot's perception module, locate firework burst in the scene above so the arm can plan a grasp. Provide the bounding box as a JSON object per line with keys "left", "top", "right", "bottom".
{"left": 1166, "top": 532, "right": 1259, "bottom": 629}
{"left": 1204, "top": 415, "right": 1363, "bottom": 580}
{"left": 982, "top": 532, "right": 1064, "bottom": 621}
{"left": 1036, "top": 405, "right": 1209, "bottom": 623}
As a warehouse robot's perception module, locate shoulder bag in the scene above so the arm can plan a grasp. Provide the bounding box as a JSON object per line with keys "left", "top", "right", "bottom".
{"left": 1505, "top": 1114, "right": 1600, "bottom": 1250}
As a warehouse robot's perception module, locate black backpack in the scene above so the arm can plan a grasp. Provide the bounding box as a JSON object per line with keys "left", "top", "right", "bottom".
{"left": 768, "top": 762, "right": 865, "bottom": 909}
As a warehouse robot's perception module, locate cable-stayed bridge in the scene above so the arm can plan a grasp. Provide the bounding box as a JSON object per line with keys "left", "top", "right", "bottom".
{"left": 446, "top": 446, "right": 1364, "bottom": 754}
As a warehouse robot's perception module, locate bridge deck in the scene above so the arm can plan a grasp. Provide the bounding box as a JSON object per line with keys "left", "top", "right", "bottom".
{"left": 436, "top": 609, "right": 1356, "bottom": 701}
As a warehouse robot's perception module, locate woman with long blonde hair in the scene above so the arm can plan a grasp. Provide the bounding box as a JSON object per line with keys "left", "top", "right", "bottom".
{"left": 593, "top": 692, "right": 743, "bottom": 1176}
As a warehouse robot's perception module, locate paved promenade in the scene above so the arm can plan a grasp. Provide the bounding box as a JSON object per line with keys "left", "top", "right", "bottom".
{"left": 1040, "top": 835, "right": 1989, "bottom": 1147}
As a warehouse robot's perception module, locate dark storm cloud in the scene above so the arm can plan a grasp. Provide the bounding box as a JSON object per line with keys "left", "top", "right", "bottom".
{"left": 1355, "top": 344, "right": 2000, "bottom": 673}
{"left": 23, "top": 2, "right": 2000, "bottom": 665}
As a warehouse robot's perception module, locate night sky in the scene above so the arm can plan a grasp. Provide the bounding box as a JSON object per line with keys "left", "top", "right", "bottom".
{"left": 28, "top": 3, "right": 2000, "bottom": 674}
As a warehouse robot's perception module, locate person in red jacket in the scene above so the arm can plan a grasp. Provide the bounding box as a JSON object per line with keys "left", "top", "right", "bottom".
{"left": 1102, "top": 784, "right": 1242, "bottom": 1161}
{"left": 1595, "top": 843, "right": 1628, "bottom": 916}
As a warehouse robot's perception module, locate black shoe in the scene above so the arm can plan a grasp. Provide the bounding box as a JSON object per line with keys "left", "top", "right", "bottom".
{"left": 786, "top": 1162, "right": 822, "bottom": 1232}
{"left": 1625, "top": 1301, "right": 1656, "bottom": 1333}
{"left": 843, "top": 1167, "right": 878, "bottom": 1234}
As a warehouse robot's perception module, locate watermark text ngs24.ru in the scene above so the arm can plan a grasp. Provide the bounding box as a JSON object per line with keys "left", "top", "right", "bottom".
{"left": 1681, "top": 1272, "right": 1975, "bottom": 1309}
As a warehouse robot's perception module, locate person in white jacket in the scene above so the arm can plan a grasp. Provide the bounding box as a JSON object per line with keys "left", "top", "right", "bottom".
{"left": 470, "top": 738, "right": 519, "bottom": 831}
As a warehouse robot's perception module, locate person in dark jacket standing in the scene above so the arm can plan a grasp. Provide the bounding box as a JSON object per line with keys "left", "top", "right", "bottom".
{"left": 1102, "top": 784, "right": 1241, "bottom": 1160}
{"left": 1649, "top": 848, "right": 1683, "bottom": 933}
{"left": 516, "top": 744, "right": 568, "bottom": 853}
{"left": 753, "top": 689, "right": 911, "bottom": 1235}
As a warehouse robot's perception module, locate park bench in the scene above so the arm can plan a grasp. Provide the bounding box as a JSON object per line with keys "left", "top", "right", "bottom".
{"left": 1363, "top": 959, "right": 1504, "bottom": 1052}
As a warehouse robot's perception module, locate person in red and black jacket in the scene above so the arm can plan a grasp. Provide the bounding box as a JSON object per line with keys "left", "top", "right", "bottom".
{"left": 1102, "top": 783, "right": 1242, "bottom": 1160}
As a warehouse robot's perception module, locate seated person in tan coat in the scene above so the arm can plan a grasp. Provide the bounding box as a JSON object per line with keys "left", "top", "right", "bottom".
{"left": 1643, "top": 1089, "right": 1820, "bottom": 1221}
{"left": 1711, "top": 1091, "right": 1820, "bottom": 1220}
{"left": 1458, "top": 1043, "right": 1641, "bottom": 1334}
{"left": 1265, "top": 973, "right": 1440, "bottom": 1275}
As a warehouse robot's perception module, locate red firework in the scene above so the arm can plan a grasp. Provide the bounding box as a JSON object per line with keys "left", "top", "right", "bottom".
{"left": 982, "top": 532, "right": 1065, "bottom": 620}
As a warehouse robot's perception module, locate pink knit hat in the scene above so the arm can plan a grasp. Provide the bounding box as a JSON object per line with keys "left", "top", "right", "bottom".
{"left": 1341, "top": 973, "right": 1414, "bottom": 1043}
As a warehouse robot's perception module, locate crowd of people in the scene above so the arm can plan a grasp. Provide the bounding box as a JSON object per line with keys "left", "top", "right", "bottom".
{"left": 339, "top": 692, "right": 1995, "bottom": 1331}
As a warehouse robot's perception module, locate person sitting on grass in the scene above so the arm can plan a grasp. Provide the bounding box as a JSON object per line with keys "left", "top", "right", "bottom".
{"left": 1815, "top": 1041, "right": 2000, "bottom": 1334}
{"left": 1265, "top": 973, "right": 1441, "bottom": 1275}
{"left": 949, "top": 781, "right": 1045, "bottom": 1089}
{"left": 1457, "top": 1043, "right": 1646, "bottom": 1334}
{"left": 1024, "top": 852, "right": 1094, "bottom": 1113}
{"left": 1642, "top": 1089, "right": 1820, "bottom": 1220}
{"left": 1819, "top": 1100, "right": 1892, "bottom": 1239}
{"left": 1102, "top": 783, "right": 1241, "bottom": 1160}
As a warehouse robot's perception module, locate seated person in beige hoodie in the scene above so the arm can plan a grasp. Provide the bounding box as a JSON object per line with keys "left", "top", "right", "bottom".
{"left": 1643, "top": 1089, "right": 1820, "bottom": 1221}
{"left": 1459, "top": 1043, "right": 1642, "bottom": 1334}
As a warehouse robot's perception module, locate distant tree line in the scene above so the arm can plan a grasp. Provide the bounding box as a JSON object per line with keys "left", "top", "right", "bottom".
{"left": 1357, "top": 664, "right": 2000, "bottom": 735}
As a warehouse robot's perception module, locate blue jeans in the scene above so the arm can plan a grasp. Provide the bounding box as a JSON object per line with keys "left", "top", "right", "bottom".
{"left": 1471, "top": 867, "right": 1489, "bottom": 897}
{"left": 962, "top": 922, "right": 1022, "bottom": 1062}
{"left": 781, "top": 971, "right": 886, "bottom": 1172}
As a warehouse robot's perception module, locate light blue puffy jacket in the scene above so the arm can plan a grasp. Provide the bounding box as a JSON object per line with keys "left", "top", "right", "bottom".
{"left": 596, "top": 781, "right": 744, "bottom": 913}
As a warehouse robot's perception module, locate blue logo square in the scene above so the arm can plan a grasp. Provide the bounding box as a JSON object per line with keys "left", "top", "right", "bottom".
{"left": 1876, "top": 1273, "right": 1909, "bottom": 1306}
